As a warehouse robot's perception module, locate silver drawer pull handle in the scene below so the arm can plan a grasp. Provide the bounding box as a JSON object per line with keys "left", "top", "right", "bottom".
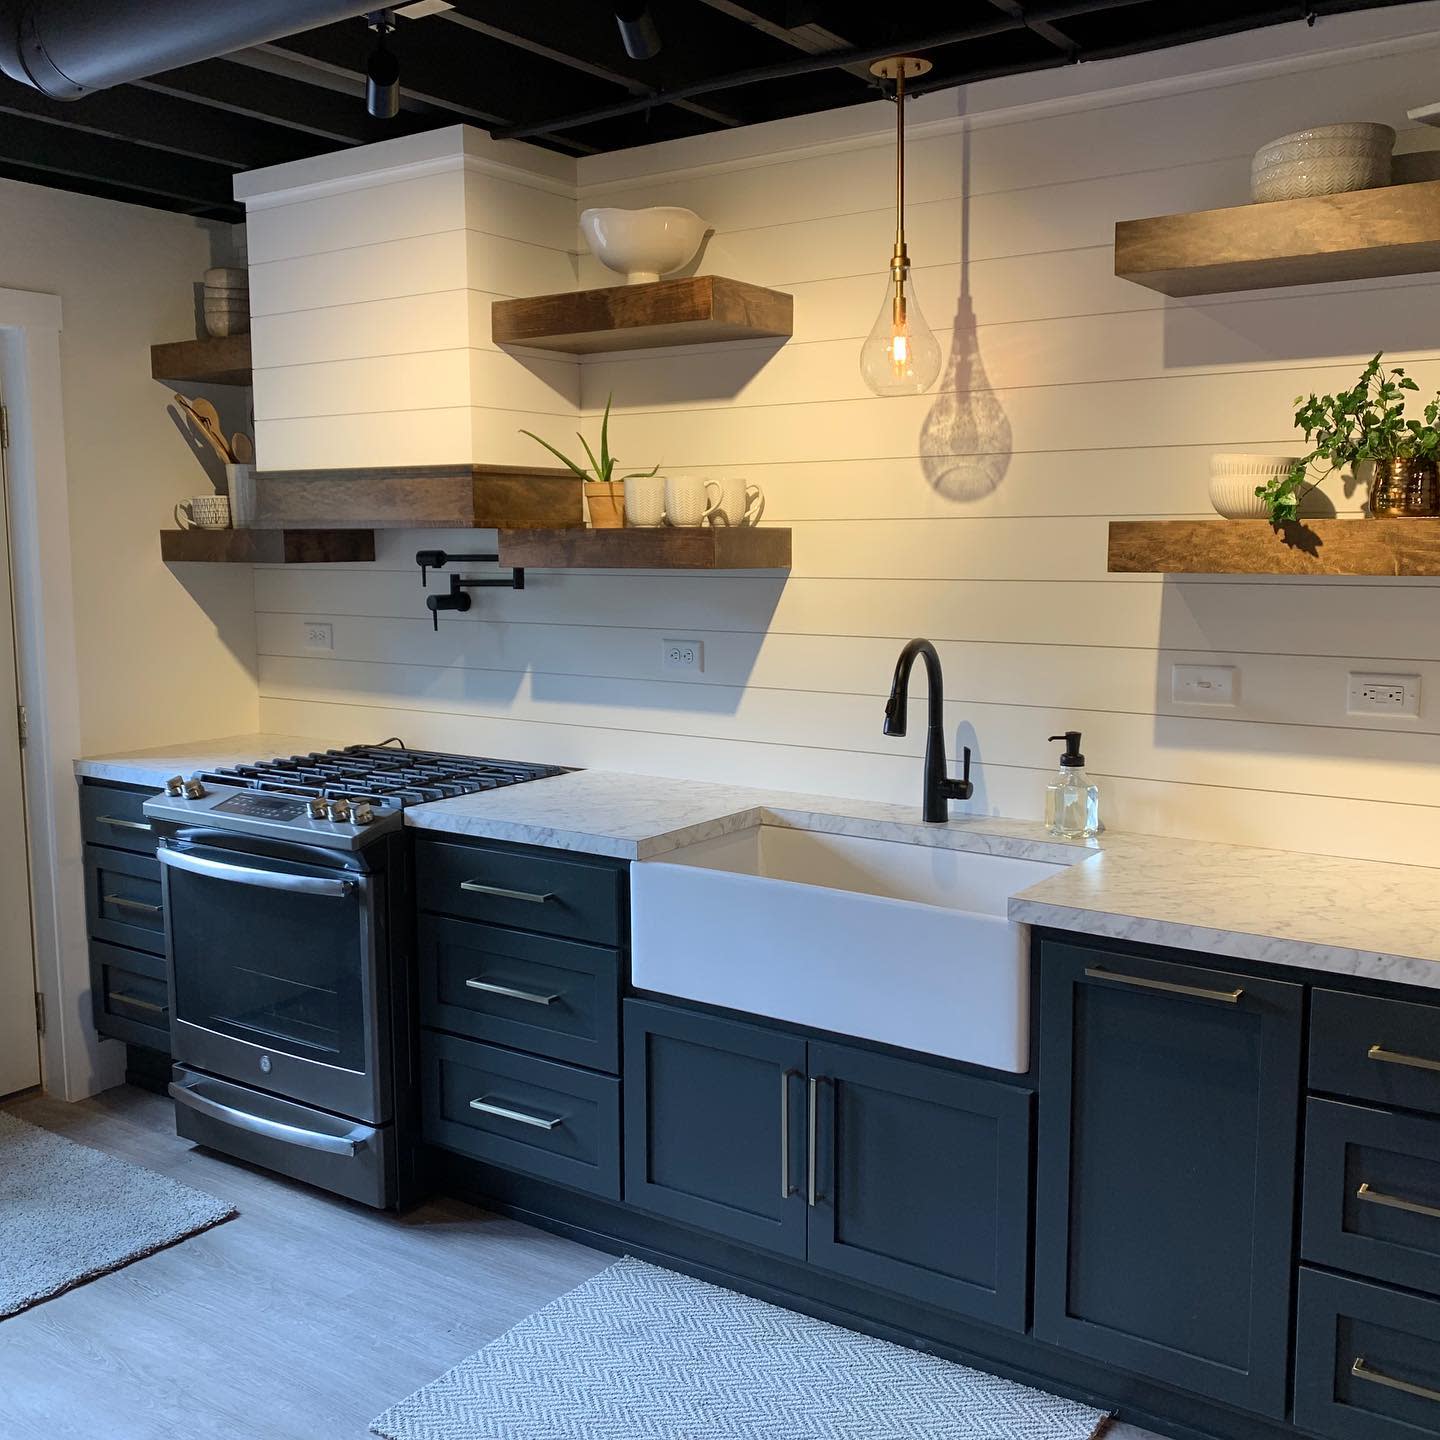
{"left": 1369, "top": 1044, "right": 1440, "bottom": 1074}
{"left": 1084, "top": 966, "right": 1243, "bottom": 1004}
{"left": 1353, "top": 1356, "right": 1440, "bottom": 1405}
{"left": 469, "top": 1097, "right": 563, "bottom": 1131}
{"left": 103, "top": 893, "right": 163, "bottom": 916}
{"left": 465, "top": 978, "right": 560, "bottom": 1006}
{"left": 807, "top": 1076, "right": 820, "bottom": 1207}
{"left": 1357, "top": 1181, "right": 1440, "bottom": 1221}
{"left": 98, "top": 816, "right": 153, "bottom": 833}
{"left": 460, "top": 880, "right": 554, "bottom": 905}
{"left": 110, "top": 991, "right": 166, "bottom": 1015}
{"left": 780, "top": 1069, "right": 798, "bottom": 1199}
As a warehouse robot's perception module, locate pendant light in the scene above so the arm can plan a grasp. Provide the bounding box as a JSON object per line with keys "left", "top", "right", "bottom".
{"left": 860, "top": 55, "right": 941, "bottom": 397}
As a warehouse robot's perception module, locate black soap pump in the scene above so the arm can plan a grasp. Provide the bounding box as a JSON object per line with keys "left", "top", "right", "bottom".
{"left": 1045, "top": 731, "right": 1100, "bottom": 839}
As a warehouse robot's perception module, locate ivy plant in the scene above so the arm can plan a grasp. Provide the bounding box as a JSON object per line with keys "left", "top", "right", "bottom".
{"left": 1261, "top": 354, "right": 1440, "bottom": 523}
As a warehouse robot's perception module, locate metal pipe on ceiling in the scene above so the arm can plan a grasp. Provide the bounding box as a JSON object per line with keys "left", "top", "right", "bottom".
{"left": 0, "top": 0, "right": 380, "bottom": 99}
{"left": 491, "top": 0, "right": 1162, "bottom": 140}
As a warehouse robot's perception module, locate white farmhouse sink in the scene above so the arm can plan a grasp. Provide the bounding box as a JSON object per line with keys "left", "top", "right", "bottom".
{"left": 630, "top": 826, "right": 1068, "bottom": 1072}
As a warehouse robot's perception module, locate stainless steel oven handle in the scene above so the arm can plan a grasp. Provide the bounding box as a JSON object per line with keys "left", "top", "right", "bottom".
{"left": 169, "top": 1080, "right": 367, "bottom": 1157}
{"left": 159, "top": 847, "right": 355, "bottom": 898}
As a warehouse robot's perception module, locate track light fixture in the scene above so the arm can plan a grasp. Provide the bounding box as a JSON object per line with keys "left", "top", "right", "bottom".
{"left": 614, "top": 3, "right": 661, "bottom": 61}
{"left": 365, "top": 9, "right": 400, "bottom": 119}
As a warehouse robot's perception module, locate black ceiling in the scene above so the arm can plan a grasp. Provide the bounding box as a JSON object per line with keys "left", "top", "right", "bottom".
{"left": 0, "top": 0, "right": 1426, "bottom": 221}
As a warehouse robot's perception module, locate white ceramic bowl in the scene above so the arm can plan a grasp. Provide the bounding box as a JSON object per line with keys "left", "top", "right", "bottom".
{"left": 1208, "top": 453, "right": 1303, "bottom": 518}
{"left": 579, "top": 206, "right": 710, "bottom": 284}
{"left": 1251, "top": 123, "right": 1393, "bottom": 202}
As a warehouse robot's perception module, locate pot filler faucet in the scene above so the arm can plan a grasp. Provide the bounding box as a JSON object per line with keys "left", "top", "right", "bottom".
{"left": 883, "top": 638, "right": 973, "bottom": 823}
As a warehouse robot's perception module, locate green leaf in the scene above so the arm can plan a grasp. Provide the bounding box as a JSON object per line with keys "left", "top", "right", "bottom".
{"left": 518, "top": 429, "right": 587, "bottom": 478}
{"left": 598, "top": 393, "right": 613, "bottom": 481}
{"left": 576, "top": 431, "right": 604, "bottom": 483}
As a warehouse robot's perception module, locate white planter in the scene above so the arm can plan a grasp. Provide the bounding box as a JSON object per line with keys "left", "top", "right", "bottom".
{"left": 1251, "top": 123, "right": 1393, "bottom": 203}
{"left": 1208, "top": 453, "right": 1303, "bottom": 519}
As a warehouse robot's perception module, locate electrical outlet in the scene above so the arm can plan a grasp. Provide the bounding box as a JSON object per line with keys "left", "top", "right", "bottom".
{"left": 1348, "top": 672, "right": 1420, "bottom": 717}
{"left": 302, "top": 621, "right": 333, "bottom": 652}
{"left": 1171, "top": 664, "right": 1237, "bottom": 706}
{"left": 662, "top": 638, "right": 703, "bottom": 673}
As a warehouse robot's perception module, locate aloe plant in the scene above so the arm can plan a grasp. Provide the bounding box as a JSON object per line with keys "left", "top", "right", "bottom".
{"left": 520, "top": 393, "right": 658, "bottom": 487}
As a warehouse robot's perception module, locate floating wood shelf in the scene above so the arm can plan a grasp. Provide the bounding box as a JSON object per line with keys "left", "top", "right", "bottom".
{"left": 252, "top": 463, "right": 583, "bottom": 531}
{"left": 492, "top": 276, "right": 793, "bottom": 354}
{"left": 1108, "top": 519, "right": 1440, "bottom": 576}
{"left": 160, "top": 528, "right": 375, "bottom": 565}
{"left": 497, "top": 526, "right": 792, "bottom": 570}
{"left": 1115, "top": 180, "right": 1440, "bottom": 296}
{"left": 150, "top": 334, "right": 252, "bottom": 386}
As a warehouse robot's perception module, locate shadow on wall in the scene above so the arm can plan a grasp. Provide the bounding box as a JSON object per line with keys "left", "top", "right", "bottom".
{"left": 919, "top": 123, "right": 1013, "bottom": 503}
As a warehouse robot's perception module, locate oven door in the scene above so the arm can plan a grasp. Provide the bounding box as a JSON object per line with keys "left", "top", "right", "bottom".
{"left": 159, "top": 838, "right": 389, "bottom": 1123}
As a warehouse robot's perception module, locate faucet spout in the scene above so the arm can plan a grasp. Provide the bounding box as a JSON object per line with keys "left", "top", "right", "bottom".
{"left": 882, "top": 639, "right": 973, "bottom": 823}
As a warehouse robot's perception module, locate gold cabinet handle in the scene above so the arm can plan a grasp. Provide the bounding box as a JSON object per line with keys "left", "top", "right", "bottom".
{"left": 110, "top": 991, "right": 165, "bottom": 1015}
{"left": 807, "top": 1076, "right": 820, "bottom": 1207}
{"left": 98, "top": 815, "right": 153, "bottom": 833}
{"left": 1353, "top": 1356, "right": 1440, "bottom": 1405}
{"left": 460, "top": 880, "right": 554, "bottom": 904}
{"left": 1369, "top": 1045, "right": 1440, "bottom": 1074}
{"left": 464, "top": 978, "right": 560, "bottom": 1006}
{"left": 103, "top": 893, "right": 163, "bottom": 916}
{"left": 1357, "top": 1181, "right": 1440, "bottom": 1222}
{"left": 1083, "top": 966, "right": 1243, "bottom": 1004}
{"left": 469, "top": 1096, "right": 563, "bottom": 1131}
{"left": 780, "top": 1069, "right": 800, "bottom": 1199}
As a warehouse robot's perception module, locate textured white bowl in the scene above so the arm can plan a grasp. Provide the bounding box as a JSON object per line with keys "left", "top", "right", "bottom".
{"left": 1208, "top": 454, "right": 1303, "bottom": 518}
{"left": 1251, "top": 123, "right": 1393, "bottom": 202}
{"left": 580, "top": 206, "right": 710, "bottom": 284}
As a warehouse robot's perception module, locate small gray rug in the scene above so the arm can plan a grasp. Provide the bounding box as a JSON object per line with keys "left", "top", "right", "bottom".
{"left": 0, "top": 1110, "right": 235, "bottom": 1318}
{"left": 372, "top": 1257, "right": 1109, "bottom": 1440}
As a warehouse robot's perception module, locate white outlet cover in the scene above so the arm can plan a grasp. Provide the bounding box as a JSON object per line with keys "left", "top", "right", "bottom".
{"left": 1347, "top": 672, "right": 1420, "bottom": 717}
{"left": 302, "top": 621, "right": 334, "bottom": 652}
{"left": 1172, "top": 664, "right": 1237, "bottom": 706}
{"left": 662, "top": 638, "right": 703, "bottom": 673}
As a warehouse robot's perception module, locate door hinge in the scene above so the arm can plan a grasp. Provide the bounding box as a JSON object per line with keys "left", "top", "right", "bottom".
{"left": 34, "top": 991, "right": 45, "bottom": 1035}
{"left": 1, "top": 404, "right": 9, "bottom": 451}
{"left": 16, "top": 704, "right": 26, "bottom": 749}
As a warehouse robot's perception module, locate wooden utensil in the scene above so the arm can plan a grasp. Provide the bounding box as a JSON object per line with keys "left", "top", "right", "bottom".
{"left": 230, "top": 431, "right": 254, "bottom": 464}
{"left": 173, "top": 393, "right": 233, "bottom": 463}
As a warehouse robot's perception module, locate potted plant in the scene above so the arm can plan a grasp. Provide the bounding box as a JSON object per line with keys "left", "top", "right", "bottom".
{"left": 520, "top": 394, "right": 657, "bottom": 528}
{"left": 1261, "top": 353, "right": 1440, "bottom": 522}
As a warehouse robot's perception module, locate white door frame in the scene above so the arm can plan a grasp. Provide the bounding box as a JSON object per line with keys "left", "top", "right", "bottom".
{"left": 0, "top": 286, "right": 121, "bottom": 1101}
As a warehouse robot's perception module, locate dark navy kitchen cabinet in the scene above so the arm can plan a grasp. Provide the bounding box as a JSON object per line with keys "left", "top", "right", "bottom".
{"left": 1034, "top": 938, "right": 1303, "bottom": 1418}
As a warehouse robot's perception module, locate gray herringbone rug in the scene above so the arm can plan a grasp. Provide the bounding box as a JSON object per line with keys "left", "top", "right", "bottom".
{"left": 372, "top": 1257, "right": 1109, "bottom": 1439}
{"left": 0, "top": 1110, "right": 235, "bottom": 1319}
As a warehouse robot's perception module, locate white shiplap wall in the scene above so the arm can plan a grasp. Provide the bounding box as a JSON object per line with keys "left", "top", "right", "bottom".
{"left": 252, "top": 9, "right": 1440, "bottom": 865}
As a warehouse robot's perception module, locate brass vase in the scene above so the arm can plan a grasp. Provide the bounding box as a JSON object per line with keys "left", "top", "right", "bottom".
{"left": 1369, "top": 457, "right": 1440, "bottom": 517}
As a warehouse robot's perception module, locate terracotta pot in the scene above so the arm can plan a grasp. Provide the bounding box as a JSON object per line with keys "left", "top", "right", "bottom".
{"left": 1369, "top": 457, "right": 1440, "bottom": 517}
{"left": 584, "top": 480, "right": 625, "bottom": 528}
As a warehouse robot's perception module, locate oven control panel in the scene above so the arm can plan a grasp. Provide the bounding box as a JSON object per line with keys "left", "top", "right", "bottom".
{"left": 213, "top": 794, "right": 311, "bottom": 821}
{"left": 144, "top": 781, "right": 403, "bottom": 850}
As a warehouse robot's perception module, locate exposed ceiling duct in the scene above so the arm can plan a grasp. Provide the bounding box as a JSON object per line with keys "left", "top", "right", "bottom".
{"left": 0, "top": 0, "right": 380, "bottom": 99}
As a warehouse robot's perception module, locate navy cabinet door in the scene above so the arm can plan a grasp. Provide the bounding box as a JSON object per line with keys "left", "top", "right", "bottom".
{"left": 624, "top": 1000, "right": 807, "bottom": 1258}
{"left": 807, "top": 1041, "right": 1032, "bottom": 1332}
{"left": 1034, "top": 940, "right": 1303, "bottom": 1418}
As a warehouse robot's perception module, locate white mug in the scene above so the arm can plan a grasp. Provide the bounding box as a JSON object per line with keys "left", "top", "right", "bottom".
{"left": 625, "top": 472, "right": 667, "bottom": 528}
{"left": 665, "top": 475, "right": 719, "bottom": 528}
{"left": 174, "top": 495, "right": 230, "bottom": 530}
{"left": 709, "top": 477, "right": 765, "bottom": 527}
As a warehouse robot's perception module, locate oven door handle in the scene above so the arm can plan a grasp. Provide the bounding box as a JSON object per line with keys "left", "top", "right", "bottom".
{"left": 169, "top": 1079, "right": 368, "bottom": 1157}
{"left": 159, "top": 846, "right": 355, "bottom": 898}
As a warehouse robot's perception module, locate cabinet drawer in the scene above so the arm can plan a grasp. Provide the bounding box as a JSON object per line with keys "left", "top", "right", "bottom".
{"left": 416, "top": 838, "right": 623, "bottom": 946}
{"left": 1296, "top": 1268, "right": 1440, "bottom": 1439}
{"left": 79, "top": 782, "right": 158, "bottom": 856}
{"left": 84, "top": 846, "right": 165, "bottom": 954}
{"left": 90, "top": 941, "right": 169, "bottom": 1050}
{"left": 421, "top": 1030, "right": 620, "bottom": 1199}
{"left": 1312, "top": 990, "right": 1440, "bottom": 1117}
{"left": 1305, "top": 1098, "right": 1440, "bottom": 1298}
{"left": 419, "top": 916, "right": 619, "bottom": 1072}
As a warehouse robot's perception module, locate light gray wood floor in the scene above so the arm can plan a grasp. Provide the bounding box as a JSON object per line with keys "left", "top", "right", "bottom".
{"left": 1, "top": 1085, "right": 1165, "bottom": 1440}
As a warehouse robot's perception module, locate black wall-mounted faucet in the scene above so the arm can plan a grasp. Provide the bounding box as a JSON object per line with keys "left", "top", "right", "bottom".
{"left": 416, "top": 550, "right": 525, "bottom": 629}
{"left": 883, "top": 638, "right": 972, "bottom": 823}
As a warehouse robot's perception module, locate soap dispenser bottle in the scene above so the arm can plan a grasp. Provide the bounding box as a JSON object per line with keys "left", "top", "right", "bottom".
{"left": 1045, "top": 731, "right": 1100, "bottom": 839}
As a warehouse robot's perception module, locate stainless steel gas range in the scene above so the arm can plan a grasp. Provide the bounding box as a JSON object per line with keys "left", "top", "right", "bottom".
{"left": 143, "top": 744, "right": 570, "bottom": 1208}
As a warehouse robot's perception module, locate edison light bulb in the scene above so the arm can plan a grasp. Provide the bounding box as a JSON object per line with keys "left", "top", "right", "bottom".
{"left": 860, "top": 269, "right": 941, "bottom": 396}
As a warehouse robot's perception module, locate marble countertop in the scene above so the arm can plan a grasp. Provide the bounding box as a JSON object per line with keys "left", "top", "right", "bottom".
{"left": 75, "top": 738, "right": 1440, "bottom": 990}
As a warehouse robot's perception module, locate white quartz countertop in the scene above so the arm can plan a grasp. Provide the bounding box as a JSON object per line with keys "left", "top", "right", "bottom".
{"left": 75, "top": 738, "right": 1440, "bottom": 990}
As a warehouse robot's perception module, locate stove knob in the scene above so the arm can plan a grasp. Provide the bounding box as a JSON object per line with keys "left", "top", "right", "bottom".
{"left": 352, "top": 803, "right": 375, "bottom": 826}
{"left": 307, "top": 798, "right": 329, "bottom": 820}
{"left": 165, "top": 775, "right": 184, "bottom": 797}
{"left": 328, "top": 799, "right": 351, "bottom": 823}
{"left": 182, "top": 779, "right": 207, "bottom": 800}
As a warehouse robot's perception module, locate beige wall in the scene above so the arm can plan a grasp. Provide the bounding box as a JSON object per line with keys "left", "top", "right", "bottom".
{"left": 252, "top": 11, "right": 1440, "bottom": 865}
{"left": 0, "top": 177, "right": 258, "bottom": 755}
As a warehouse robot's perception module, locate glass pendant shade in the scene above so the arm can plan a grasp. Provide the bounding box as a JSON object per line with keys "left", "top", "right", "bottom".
{"left": 860, "top": 269, "right": 941, "bottom": 396}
